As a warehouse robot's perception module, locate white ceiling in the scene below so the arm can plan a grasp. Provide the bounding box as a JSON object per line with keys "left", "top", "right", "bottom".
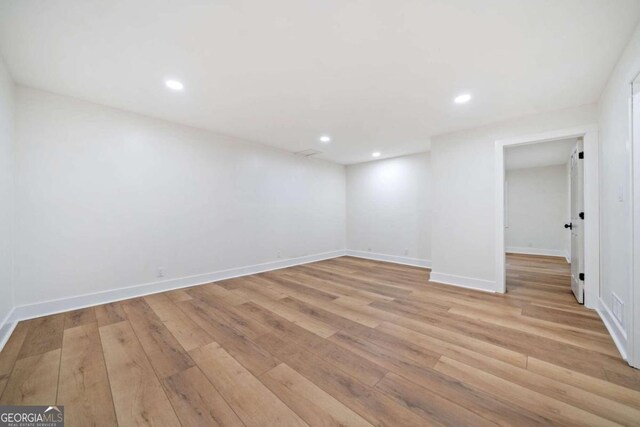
{"left": 505, "top": 138, "right": 577, "bottom": 170}
{"left": 1, "top": 1, "right": 639, "bottom": 165}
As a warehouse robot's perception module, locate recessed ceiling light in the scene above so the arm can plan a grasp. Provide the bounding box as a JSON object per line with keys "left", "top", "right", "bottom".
{"left": 454, "top": 93, "right": 471, "bottom": 104}
{"left": 372, "top": 152, "right": 381, "bottom": 158}
{"left": 319, "top": 135, "right": 331, "bottom": 143}
{"left": 165, "top": 79, "right": 184, "bottom": 91}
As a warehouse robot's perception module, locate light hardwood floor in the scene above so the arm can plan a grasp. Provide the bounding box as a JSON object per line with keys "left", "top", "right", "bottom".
{"left": 1, "top": 254, "right": 639, "bottom": 426}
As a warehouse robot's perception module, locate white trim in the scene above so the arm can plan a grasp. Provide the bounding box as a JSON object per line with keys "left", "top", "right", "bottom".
{"left": 429, "top": 272, "right": 496, "bottom": 293}
{"left": 505, "top": 247, "right": 567, "bottom": 258}
{"left": 6, "top": 250, "right": 346, "bottom": 328}
{"left": 345, "top": 250, "right": 431, "bottom": 268}
{"left": 630, "top": 81, "right": 640, "bottom": 367}
{"left": 495, "top": 125, "right": 600, "bottom": 309}
{"left": 496, "top": 140, "right": 506, "bottom": 293}
{"left": 0, "top": 308, "right": 17, "bottom": 353}
{"left": 597, "top": 298, "right": 628, "bottom": 361}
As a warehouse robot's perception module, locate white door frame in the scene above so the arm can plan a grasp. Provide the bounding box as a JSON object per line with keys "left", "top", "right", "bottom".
{"left": 631, "top": 76, "right": 640, "bottom": 368}
{"left": 495, "top": 125, "right": 599, "bottom": 309}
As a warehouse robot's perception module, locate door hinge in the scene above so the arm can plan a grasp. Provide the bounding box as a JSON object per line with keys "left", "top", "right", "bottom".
{"left": 579, "top": 273, "right": 585, "bottom": 281}
{"left": 578, "top": 151, "right": 584, "bottom": 159}
{"left": 579, "top": 212, "right": 584, "bottom": 220}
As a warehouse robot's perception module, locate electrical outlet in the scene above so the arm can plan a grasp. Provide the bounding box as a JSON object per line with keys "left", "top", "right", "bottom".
{"left": 404, "top": 248, "right": 409, "bottom": 255}
{"left": 612, "top": 293, "right": 623, "bottom": 324}
{"left": 277, "top": 251, "right": 282, "bottom": 259}
{"left": 368, "top": 247, "right": 372, "bottom": 252}
{"left": 157, "top": 267, "right": 165, "bottom": 278}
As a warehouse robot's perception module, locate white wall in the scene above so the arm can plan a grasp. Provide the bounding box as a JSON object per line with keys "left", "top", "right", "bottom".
{"left": 597, "top": 20, "right": 640, "bottom": 359}
{"left": 0, "top": 57, "right": 14, "bottom": 332}
{"left": 505, "top": 164, "right": 569, "bottom": 258}
{"left": 346, "top": 152, "right": 431, "bottom": 267}
{"left": 14, "top": 87, "right": 346, "bottom": 307}
{"left": 430, "top": 104, "right": 597, "bottom": 291}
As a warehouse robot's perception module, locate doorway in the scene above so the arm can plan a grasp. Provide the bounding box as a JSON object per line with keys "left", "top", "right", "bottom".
{"left": 495, "top": 125, "right": 599, "bottom": 309}
{"left": 503, "top": 138, "right": 581, "bottom": 302}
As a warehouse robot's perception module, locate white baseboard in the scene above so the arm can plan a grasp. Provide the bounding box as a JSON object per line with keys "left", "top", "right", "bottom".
{"left": 3, "top": 249, "right": 347, "bottom": 343}
{"left": 506, "top": 247, "right": 567, "bottom": 258}
{"left": 429, "top": 271, "right": 497, "bottom": 293}
{"left": 596, "top": 298, "right": 628, "bottom": 361}
{"left": 345, "top": 250, "right": 431, "bottom": 269}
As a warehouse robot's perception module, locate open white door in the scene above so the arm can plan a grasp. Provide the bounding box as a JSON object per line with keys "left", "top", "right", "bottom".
{"left": 569, "top": 139, "right": 585, "bottom": 303}
{"left": 565, "top": 139, "right": 584, "bottom": 304}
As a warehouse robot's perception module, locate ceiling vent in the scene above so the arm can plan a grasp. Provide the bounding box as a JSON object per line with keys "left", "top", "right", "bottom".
{"left": 294, "top": 149, "right": 322, "bottom": 157}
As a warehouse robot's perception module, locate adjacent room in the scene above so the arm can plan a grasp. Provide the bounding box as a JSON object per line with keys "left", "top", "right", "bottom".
{"left": 1, "top": 1, "right": 640, "bottom": 425}
{"left": 503, "top": 139, "right": 576, "bottom": 301}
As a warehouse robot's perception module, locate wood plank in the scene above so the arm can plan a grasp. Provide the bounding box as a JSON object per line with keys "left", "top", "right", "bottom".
{"left": 57, "top": 323, "right": 117, "bottom": 426}
{"left": 190, "top": 342, "right": 307, "bottom": 427}
{"left": 335, "top": 325, "right": 441, "bottom": 368}
{"left": 188, "top": 287, "right": 273, "bottom": 338}
{"left": 259, "top": 339, "right": 438, "bottom": 426}
{"left": 178, "top": 298, "right": 279, "bottom": 376}
{"left": 63, "top": 307, "right": 96, "bottom": 329}
{"left": 162, "top": 366, "right": 244, "bottom": 426}
{"left": 522, "top": 304, "right": 608, "bottom": 331}
{"left": 18, "top": 314, "right": 64, "bottom": 358}
{"left": 121, "top": 298, "right": 195, "bottom": 378}
{"left": 448, "top": 305, "right": 616, "bottom": 356}
{"left": 191, "top": 283, "right": 250, "bottom": 306}
{"left": 226, "top": 275, "right": 290, "bottom": 301}
{"left": 165, "top": 289, "right": 194, "bottom": 303}
{"left": 310, "top": 300, "right": 381, "bottom": 328}
{"left": 377, "top": 321, "right": 529, "bottom": 374}
{"left": 233, "top": 288, "right": 339, "bottom": 338}
{"left": 144, "top": 293, "right": 214, "bottom": 351}
{"left": 242, "top": 303, "right": 388, "bottom": 387}
{"left": 404, "top": 291, "right": 520, "bottom": 316}
{"left": 527, "top": 357, "right": 640, "bottom": 409}
{"left": 292, "top": 265, "right": 412, "bottom": 298}
{"left": 373, "top": 298, "right": 630, "bottom": 386}
{"left": 95, "top": 302, "right": 127, "bottom": 327}
{"left": 277, "top": 296, "right": 364, "bottom": 331}
{"left": 434, "top": 356, "right": 618, "bottom": 427}
{"left": 284, "top": 268, "right": 402, "bottom": 302}
{"left": 261, "top": 363, "right": 373, "bottom": 427}
{"left": 0, "top": 349, "right": 60, "bottom": 405}
{"left": 375, "top": 372, "right": 496, "bottom": 427}
{"left": 378, "top": 315, "right": 527, "bottom": 368}
{"left": 448, "top": 349, "right": 640, "bottom": 426}
{"left": 260, "top": 272, "right": 340, "bottom": 302}
{"left": 328, "top": 329, "right": 548, "bottom": 426}
{"left": 528, "top": 301, "right": 602, "bottom": 317}
{"left": 99, "top": 321, "right": 179, "bottom": 426}
{"left": 0, "top": 321, "right": 31, "bottom": 394}
{"left": 390, "top": 319, "right": 640, "bottom": 426}
{"left": 287, "top": 273, "right": 394, "bottom": 304}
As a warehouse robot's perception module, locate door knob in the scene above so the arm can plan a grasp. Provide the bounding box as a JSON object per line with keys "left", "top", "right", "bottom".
{"left": 564, "top": 223, "right": 572, "bottom": 230}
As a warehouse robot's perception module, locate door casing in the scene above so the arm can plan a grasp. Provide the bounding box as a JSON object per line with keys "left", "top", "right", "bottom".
{"left": 630, "top": 76, "right": 640, "bottom": 368}
{"left": 495, "top": 125, "right": 599, "bottom": 309}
